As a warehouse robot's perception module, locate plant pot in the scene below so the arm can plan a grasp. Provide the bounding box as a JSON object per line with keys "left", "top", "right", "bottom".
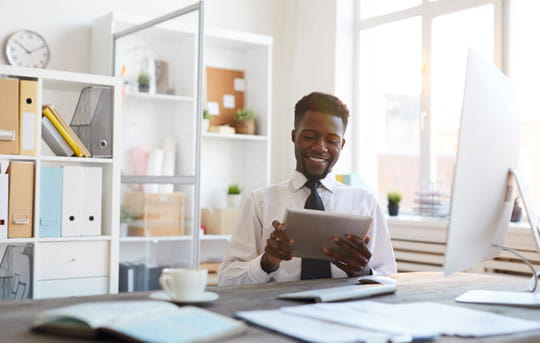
{"left": 233, "top": 119, "right": 256, "bottom": 135}
{"left": 227, "top": 194, "right": 242, "bottom": 208}
{"left": 511, "top": 203, "right": 522, "bottom": 222}
{"left": 202, "top": 119, "right": 210, "bottom": 132}
{"left": 388, "top": 203, "right": 399, "bottom": 216}
{"left": 138, "top": 84, "right": 149, "bottom": 93}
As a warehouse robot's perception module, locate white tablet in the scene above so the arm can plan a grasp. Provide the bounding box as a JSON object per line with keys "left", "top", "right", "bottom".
{"left": 283, "top": 208, "right": 372, "bottom": 261}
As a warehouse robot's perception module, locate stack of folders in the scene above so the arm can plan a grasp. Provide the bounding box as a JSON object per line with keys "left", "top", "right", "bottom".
{"left": 39, "top": 166, "right": 102, "bottom": 238}
{"left": 42, "top": 104, "right": 91, "bottom": 157}
{"left": 0, "top": 160, "right": 35, "bottom": 239}
{"left": 119, "top": 262, "right": 163, "bottom": 293}
{"left": 0, "top": 78, "right": 40, "bottom": 156}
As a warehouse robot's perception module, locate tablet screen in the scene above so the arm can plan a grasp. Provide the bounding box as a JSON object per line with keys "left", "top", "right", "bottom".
{"left": 283, "top": 208, "right": 372, "bottom": 260}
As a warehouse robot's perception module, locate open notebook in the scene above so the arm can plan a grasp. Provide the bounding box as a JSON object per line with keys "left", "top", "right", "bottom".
{"left": 32, "top": 300, "right": 246, "bottom": 342}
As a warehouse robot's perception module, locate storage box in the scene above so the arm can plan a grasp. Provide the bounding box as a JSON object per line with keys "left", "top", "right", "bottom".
{"left": 125, "top": 192, "right": 184, "bottom": 236}
{"left": 70, "top": 86, "right": 113, "bottom": 157}
{"left": 201, "top": 208, "right": 240, "bottom": 235}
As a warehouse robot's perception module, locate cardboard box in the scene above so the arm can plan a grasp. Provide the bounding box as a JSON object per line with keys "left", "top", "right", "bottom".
{"left": 125, "top": 192, "right": 184, "bottom": 237}
{"left": 201, "top": 208, "right": 240, "bottom": 235}
{"left": 200, "top": 262, "right": 221, "bottom": 286}
{"left": 8, "top": 161, "right": 34, "bottom": 238}
{"left": 0, "top": 78, "right": 20, "bottom": 155}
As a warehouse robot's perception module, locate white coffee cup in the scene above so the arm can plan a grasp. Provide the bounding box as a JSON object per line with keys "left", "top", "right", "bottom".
{"left": 159, "top": 268, "right": 208, "bottom": 301}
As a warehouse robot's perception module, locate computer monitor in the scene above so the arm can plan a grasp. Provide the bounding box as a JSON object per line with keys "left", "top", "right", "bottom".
{"left": 443, "top": 49, "right": 540, "bottom": 306}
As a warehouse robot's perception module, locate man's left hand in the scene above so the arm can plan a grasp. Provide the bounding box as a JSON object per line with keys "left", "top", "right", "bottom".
{"left": 323, "top": 234, "right": 371, "bottom": 276}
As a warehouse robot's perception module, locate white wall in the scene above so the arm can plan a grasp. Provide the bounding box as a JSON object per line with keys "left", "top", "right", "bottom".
{"left": 0, "top": 0, "right": 353, "bottom": 184}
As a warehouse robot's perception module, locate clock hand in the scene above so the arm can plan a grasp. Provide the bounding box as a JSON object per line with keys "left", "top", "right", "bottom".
{"left": 14, "top": 40, "right": 31, "bottom": 54}
{"left": 30, "top": 44, "right": 46, "bottom": 53}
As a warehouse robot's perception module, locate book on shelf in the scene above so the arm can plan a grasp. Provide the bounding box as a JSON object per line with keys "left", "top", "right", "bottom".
{"left": 41, "top": 116, "right": 74, "bottom": 156}
{"left": 32, "top": 300, "right": 246, "bottom": 342}
{"left": 42, "top": 104, "right": 91, "bottom": 157}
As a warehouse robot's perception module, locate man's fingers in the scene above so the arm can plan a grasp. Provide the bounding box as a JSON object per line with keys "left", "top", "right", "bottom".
{"left": 272, "top": 220, "right": 285, "bottom": 231}
{"left": 270, "top": 230, "right": 294, "bottom": 245}
{"left": 344, "top": 234, "right": 372, "bottom": 260}
{"left": 265, "top": 244, "right": 292, "bottom": 260}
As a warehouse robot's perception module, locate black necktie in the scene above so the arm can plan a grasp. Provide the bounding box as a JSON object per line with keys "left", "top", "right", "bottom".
{"left": 301, "top": 180, "right": 332, "bottom": 280}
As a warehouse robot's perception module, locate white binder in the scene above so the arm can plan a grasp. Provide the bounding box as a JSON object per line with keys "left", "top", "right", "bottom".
{"left": 62, "top": 166, "right": 83, "bottom": 236}
{"left": 81, "top": 167, "right": 102, "bottom": 236}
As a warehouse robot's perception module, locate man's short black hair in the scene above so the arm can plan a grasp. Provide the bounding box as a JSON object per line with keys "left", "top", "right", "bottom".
{"left": 294, "top": 92, "right": 349, "bottom": 131}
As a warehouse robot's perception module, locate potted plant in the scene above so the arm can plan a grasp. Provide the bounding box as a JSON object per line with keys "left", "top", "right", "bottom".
{"left": 227, "top": 184, "right": 242, "bottom": 208}
{"left": 203, "top": 109, "right": 212, "bottom": 132}
{"left": 233, "top": 108, "right": 256, "bottom": 135}
{"left": 137, "top": 71, "right": 150, "bottom": 93}
{"left": 120, "top": 204, "right": 133, "bottom": 237}
{"left": 387, "top": 191, "right": 402, "bottom": 216}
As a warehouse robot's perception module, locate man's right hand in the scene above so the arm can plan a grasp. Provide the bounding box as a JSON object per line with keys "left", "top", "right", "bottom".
{"left": 261, "top": 220, "right": 294, "bottom": 273}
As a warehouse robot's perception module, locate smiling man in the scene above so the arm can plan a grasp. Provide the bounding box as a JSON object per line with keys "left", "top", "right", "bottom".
{"left": 218, "top": 92, "right": 396, "bottom": 286}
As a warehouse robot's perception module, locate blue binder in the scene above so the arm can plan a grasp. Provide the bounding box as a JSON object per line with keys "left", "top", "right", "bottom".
{"left": 39, "top": 167, "right": 63, "bottom": 237}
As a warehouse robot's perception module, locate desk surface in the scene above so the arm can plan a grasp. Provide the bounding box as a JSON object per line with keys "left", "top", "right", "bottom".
{"left": 1, "top": 272, "right": 539, "bottom": 342}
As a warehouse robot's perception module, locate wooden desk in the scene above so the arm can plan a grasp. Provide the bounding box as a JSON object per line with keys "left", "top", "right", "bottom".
{"left": 1, "top": 272, "right": 539, "bottom": 342}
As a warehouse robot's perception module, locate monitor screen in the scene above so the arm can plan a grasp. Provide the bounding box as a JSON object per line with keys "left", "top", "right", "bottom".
{"left": 443, "top": 49, "right": 520, "bottom": 275}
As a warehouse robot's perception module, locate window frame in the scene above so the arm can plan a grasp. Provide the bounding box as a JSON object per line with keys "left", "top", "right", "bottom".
{"left": 353, "top": 0, "right": 505, "bottom": 204}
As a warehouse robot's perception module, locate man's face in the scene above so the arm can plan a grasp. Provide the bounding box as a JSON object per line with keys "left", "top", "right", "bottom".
{"left": 292, "top": 110, "right": 345, "bottom": 181}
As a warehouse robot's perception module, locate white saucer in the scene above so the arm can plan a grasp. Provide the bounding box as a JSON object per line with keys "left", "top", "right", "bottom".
{"left": 149, "top": 291, "right": 219, "bottom": 304}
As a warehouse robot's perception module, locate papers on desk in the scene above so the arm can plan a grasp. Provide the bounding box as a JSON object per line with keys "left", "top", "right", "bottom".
{"left": 235, "top": 300, "right": 540, "bottom": 343}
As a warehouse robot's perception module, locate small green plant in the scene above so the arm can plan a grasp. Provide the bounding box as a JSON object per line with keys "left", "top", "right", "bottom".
{"left": 120, "top": 204, "right": 133, "bottom": 223}
{"left": 228, "top": 184, "right": 241, "bottom": 195}
{"left": 234, "top": 108, "right": 255, "bottom": 121}
{"left": 137, "top": 71, "right": 150, "bottom": 86}
{"left": 387, "top": 191, "right": 402, "bottom": 206}
{"left": 203, "top": 109, "right": 212, "bottom": 120}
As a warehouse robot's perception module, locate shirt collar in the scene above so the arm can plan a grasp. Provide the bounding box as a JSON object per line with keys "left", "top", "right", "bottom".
{"left": 290, "top": 170, "right": 336, "bottom": 193}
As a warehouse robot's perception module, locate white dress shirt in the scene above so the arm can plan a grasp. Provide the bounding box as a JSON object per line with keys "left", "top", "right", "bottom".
{"left": 218, "top": 171, "right": 397, "bottom": 286}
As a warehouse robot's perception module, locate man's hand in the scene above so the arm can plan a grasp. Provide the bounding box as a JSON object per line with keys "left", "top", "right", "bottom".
{"left": 261, "top": 220, "right": 295, "bottom": 273}
{"left": 324, "top": 234, "right": 372, "bottom": 276}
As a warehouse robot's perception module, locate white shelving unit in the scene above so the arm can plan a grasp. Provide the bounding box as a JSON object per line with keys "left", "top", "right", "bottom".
{"left": 0, "top": 65, "right": 122, "bottom": 299}
{"left": 91, "top": 7, "right": 272, "bottom": 291}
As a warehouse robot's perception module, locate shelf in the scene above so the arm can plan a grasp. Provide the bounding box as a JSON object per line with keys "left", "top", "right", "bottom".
{"left": 0, "top": 65, "right": 121, "bottom": 89}
{"left": 40, "top": 156, "right": 113, "bottom": 164}
{"left": 201, "top": 234, "right": 231, "bottom": 241}
{"left": 124, "top": 91, "right": 194, "bottom": 103}
{"left": 0, "top": 238, "right": 35, "bottom": 244}
{"left": 120, "top": 235, "right": 192, "bottom": 243}
{"left": 0, "top": 236, "right": 114, "bottom": 244}
{"left": 121, "top": 175, "right": 195, "bottom": 184}
{"left": 203, "top": 132, "right": 268, "bottom": 141}
{"left": 0, "top": 155, "right": 38, "bottom": 161}
{"left": 118, "top": 234, "right": 231, "bottom": 243}
{"left": 38, "top": 236, "right": 113, "bottom": 243}
{"left": 0, "top": 155, "right": 113, "bottom": 164}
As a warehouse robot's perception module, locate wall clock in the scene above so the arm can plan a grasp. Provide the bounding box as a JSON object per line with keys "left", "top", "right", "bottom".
{"left": 4, "top": 30, "right": 50, "bottom": 68}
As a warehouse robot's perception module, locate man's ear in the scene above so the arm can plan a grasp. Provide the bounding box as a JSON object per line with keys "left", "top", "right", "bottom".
{"left": 341, "top": 137, "right": 346, "bottom": 148}
{"left": 291, "top": 129, "right": 296, "bottom": 143}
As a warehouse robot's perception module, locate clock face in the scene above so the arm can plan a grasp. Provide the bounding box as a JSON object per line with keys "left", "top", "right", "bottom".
{"left": 4, "top": 30, "right": 50, "bottom": 68}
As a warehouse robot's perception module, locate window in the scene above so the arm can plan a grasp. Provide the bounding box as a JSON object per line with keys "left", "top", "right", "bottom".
{"left": 356, "top": 0, "right": 502, "bottom": 215}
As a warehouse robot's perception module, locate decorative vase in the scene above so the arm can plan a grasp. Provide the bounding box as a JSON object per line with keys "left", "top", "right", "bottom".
{"left": 233, "top": 119, "right": 256, "bottom": 135}
{"left": 388, "top": 203, "right": 399, "bottom": 216}
{"left": 511, "top": 201, "right": 522, "bottom": 222}
{"left": 138, "top": 84, "right": 149, "bottom": 93}
{"left": 202, "top": 119, "right": 210, "bottom": 132}
{"left": 227, "top": 194, "right": 242, "bottom": 208}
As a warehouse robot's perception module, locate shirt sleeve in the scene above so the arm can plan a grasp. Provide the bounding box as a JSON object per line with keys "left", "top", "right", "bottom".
{"left": 217, "top": 193, "right": 277, "bottom": 286}
{"left": 367, "top": 198, "right": 398, "bottom": 275}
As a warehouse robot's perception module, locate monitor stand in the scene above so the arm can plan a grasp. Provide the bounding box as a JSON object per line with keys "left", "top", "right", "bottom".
{"left": 455, "top": 169, "right": 540, "bottom": 307}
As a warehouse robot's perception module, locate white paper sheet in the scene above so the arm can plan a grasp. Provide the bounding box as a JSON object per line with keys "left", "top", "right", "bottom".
{"left": 223, "top": 94, "right": 235, "bottom": 108}
{"left": 282, "top": 300, "right": 540, "bottom": 338}
{"left": 235, "top": 309, "right": 410, "bottom": 343}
